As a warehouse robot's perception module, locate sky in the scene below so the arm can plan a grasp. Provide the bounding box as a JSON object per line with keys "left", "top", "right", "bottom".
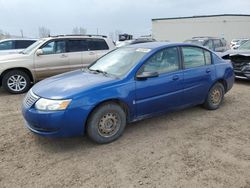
{"left": 0, "top": 0, "right": 250, "bottom": 39}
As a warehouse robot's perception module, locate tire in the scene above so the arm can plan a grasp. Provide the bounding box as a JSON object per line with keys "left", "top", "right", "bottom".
{"left": 87, "top": 103, "right": 126, "bottom": 144}
{"left": 204, "top": 82, "right": 225, "bottom": 110}
{"left": 2, "top": 70, "right": 31, "bottom": 94}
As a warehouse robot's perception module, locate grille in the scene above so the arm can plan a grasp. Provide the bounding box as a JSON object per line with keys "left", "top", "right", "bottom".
{"left": 23, "top": 89, "right": 40, "bottom": 108}
{"left": 232, "top": 62, "right": 248, "bottom": 71}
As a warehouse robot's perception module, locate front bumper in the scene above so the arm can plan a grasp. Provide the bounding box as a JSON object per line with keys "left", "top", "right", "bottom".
{"left": 22, "top": 105, "right": 93, "bottom": 137}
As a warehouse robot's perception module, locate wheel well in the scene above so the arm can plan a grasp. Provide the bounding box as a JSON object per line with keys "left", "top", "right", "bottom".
{"left": 217, "top": 79, "right": 227, "bottom": 92}
{"left": 0, "top": 68, "right": 34, "bottom": 84}
{"left": 85, "top": 99, "right": 130, "bottom": 132}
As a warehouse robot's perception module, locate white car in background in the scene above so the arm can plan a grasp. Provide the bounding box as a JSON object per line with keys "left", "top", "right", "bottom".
{"left": 230, "top": 38, "right": 249, "bottom": 49}
{"left": 0, "top": 38, "right": 37, "bottom": 55}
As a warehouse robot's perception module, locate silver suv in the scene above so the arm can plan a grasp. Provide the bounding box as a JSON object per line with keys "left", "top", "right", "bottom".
{"left": 0, "top": 35, "right": 115, "bottom": 94}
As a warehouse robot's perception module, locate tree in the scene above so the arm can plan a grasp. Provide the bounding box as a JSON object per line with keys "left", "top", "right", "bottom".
{"left": 72, "top": 27, "right": 87, "bottom": 35}
{"left": 38, "top": 27, "right": 50, "bottom": 38}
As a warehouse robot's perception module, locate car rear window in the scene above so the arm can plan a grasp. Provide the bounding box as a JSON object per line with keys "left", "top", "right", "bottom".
{"left": 15, "top": 40, "right": 36, "bottom": 49}
{"left": 87, "top": 39, "right": 109, "bottom": 50}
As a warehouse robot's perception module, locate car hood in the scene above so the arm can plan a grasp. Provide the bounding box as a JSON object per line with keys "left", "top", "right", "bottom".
{"left": 32, "top": 70, "right": 117, "bottom": 99}
{"left": 0, "top": 53, "right": 30, "bottom": 63}
{"left": 220, "top": 49, "right": 250, "bottom": 57}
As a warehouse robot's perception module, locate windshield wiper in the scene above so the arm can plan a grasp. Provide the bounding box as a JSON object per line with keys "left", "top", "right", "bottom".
{"left": 88, "top": 68, "right": 108, "bottom": 76}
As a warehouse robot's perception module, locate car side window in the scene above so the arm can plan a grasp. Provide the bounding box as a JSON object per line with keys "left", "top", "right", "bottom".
{"left": 87, "top": 39, "right": 109, "bottom": 51}
{"left": 204, "top": 50, "right": 212, "bottom": 65}
{"left": 16, "top": 40, "right": 35, "bottom": 49}
{"left": 213, "top": 39, "right": 222, "bottom": 48}
{"left": 182, "top": 47, "right": 206, "bottom": 68}
{"left": 0, "top": 41, "right": 14, "bottom": 50}
{"left": 139, "top": 47, "right": 179, "bottom": 74}
{"left": 68, "top": 39, "right": 88, "bottom": 52}
{"left": 204, "top": 40, "right": 213, "bottom": 50}
{"left": 41, "top": 40, "right": 66, "bottom": 55}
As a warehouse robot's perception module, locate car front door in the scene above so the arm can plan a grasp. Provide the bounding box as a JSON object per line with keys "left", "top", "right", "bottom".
{"left": 34, "top": 39, "right": 70, "bottom": 80}
{"left": 135, "top": 47, "right": 184, "bottom": 117}
{"left": 181, "top": 46, "right": 216, "bottom": 106}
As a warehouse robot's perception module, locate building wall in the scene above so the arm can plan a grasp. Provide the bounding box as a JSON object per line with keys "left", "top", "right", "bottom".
{"left": 152, "top": 15, "right": 250, "bottom": 43}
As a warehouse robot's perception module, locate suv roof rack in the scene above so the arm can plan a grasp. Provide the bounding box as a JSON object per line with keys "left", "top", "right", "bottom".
{"left": 49, "top": 34, "right": 107, "bottom": 38}
{"left": 192, "top": 36, "right": 217, "bottom": 39}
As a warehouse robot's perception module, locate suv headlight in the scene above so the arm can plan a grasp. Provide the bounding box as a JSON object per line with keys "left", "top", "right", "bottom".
{"left": 35, "top": 98, "right": 71, "bottom": 111}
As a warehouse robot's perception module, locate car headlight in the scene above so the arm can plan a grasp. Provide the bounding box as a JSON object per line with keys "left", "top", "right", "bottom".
{"left": 35, "top": 98, "right": 71, "bottom": 111}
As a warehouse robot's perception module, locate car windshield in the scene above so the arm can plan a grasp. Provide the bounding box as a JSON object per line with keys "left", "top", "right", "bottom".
{"left": 21, "top": 39, "right": 46, "bottom": 54}
{"left": 185, "top": 39, "right": 205, "bottom": 46}
{"left": 238, "top": 40, "right": 250, "bottom": 50}
{"left": 88, "top": 47, "right": 150, "bottom": 78}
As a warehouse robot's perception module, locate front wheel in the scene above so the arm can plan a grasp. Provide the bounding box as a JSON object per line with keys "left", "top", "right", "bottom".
{"left": 2, "top": 70, "right": 31, "bottom": 94}
{"left": 87, "top": 103, "right": 126, "bottom": 144}
{"left": 204, "top": 82, "right": 225, "bottom": 110}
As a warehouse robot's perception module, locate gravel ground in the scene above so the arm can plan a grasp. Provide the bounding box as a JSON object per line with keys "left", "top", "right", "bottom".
{"left": 0, "top": 80, "right": 250, "bottom": 188}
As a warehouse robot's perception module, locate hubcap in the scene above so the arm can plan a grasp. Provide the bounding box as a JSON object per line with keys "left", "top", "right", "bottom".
{"left": 7, "top": 75, "right": 27, "bottom": 92}
{"left": 98, "top": 112, "right": 120, "bottom": 137}
{"left": 211, "top": 88, "right": 221, "bottom": 105}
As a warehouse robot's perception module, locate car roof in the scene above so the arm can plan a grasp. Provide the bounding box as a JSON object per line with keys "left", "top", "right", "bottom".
{"left": 127, "top": 42, "right": 204, "bottom": 50}
{"left": 0, "top": 38, "right": 37, "bottom": 42}
{"left": 44, "top": 35, "right": 108, "bottom": 40}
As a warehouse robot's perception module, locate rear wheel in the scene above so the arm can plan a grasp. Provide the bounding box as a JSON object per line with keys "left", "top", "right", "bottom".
{"left": 2, "top": 70, "right": 31, "bottom": 94}
{"left": 204, "top": 82, "right": 225, "bottom": 110}
{"left": 87, "top": 103, "right": 126, "bottom": 144}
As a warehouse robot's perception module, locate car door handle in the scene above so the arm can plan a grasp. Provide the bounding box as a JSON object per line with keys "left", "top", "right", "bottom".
{"left": 172, "top": 75, "right": 179, "bottom": 80}
{"left": 61, "top": 54, "right": 67, "bottom": 58}
{"left": 206, "top": 68, "right": 211, "bottom": 73}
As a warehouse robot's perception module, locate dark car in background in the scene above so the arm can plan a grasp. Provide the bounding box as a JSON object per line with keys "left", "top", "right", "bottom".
{"left": 185, "top": 37, "right": 228, "bottom": 52}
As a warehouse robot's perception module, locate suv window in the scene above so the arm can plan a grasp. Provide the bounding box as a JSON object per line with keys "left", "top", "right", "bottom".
{"left": 67, "top": 39, "right": 88, "bottom": 52}
{"left": 41, "top": 40, "right": 66, "bottom": 55}
{"left": 182, "top": 47, "right": 208, "bottom": 68}
{"left": 139, "top": 47, "right": 179, "bottom": 74}
{"left": 15, "top": 40, "right": 35, "bottom": 49}
{"left": 87, "top": 39, "right": 109, "bottom": 51}
{"left": 0, "top": 41, "right": 14, "bottom": 50}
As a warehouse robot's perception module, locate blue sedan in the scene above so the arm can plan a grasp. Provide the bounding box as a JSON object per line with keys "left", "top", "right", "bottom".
{"left": 22, "top": 42, "right": 234, "bottom": 143}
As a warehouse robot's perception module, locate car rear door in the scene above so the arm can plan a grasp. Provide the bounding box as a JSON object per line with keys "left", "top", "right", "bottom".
{"left": 87, "top": 38, "right": 110, "bottom": 62}
{"left": 135, "top": 47, "right": 184, "bottom": 117}
{"left": 66, "top": 39, "right": 90, "bottom": 70}
{"left": 181, "top": 46, "right": 216, "bottom": 106}
{"left": 34, "top": 39, "right": 70, "bottom": 80}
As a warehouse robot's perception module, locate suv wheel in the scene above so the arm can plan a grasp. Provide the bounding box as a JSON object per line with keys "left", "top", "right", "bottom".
{"left": 204, "top": 82, "right": 225, "bottom": 110}
{"left": 2, "top": 70, "right": 31, "bottom": 94}
{"left": 87, "top": 103, "right": 126, "bottom": 144}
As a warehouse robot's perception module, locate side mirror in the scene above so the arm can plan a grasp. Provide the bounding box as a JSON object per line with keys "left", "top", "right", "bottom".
{"left": 136, "top": 71, "right": 159, "bottom": 80}
{"left": 36, "top": 49, "right": 44, "bottom": 56}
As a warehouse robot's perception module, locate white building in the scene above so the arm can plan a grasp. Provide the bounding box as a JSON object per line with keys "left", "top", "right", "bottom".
{"left": 152, "top": 14, "right": 250, "bottom": 43}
